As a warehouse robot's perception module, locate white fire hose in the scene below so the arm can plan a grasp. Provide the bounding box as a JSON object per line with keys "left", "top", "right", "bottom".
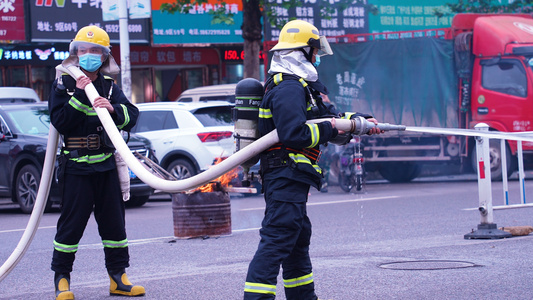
{"left": 0, "top": 125, "right": 60, "bottom": 282}
{"left": 0, "top": 64, "right": 411, "bottom": 282}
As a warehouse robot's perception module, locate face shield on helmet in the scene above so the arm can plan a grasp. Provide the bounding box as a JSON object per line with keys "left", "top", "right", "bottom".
{"left": 69, "top": 41, "right": 110, "bottom": 58}
{"left": 309, "top": 36, "right": 333, "bottom": 57}
{"left": 69, "top": 41, "right": 109, "bottom": 72}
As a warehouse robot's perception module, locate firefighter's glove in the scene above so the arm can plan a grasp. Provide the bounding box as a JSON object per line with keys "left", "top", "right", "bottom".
{"left": 329, "top": 132, "right": 352, "bottom": 145}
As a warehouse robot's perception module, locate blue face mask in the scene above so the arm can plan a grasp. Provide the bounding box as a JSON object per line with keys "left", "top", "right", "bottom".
{"left": 313, "top": 55, "right": 321, "bottom": 67}
{"left": 79, "top": 53, "right": 103, "bottom": 72}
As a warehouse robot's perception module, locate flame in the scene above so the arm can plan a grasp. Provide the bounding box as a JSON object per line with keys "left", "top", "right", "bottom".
{"left": 193, "top": 157, "right": 238, "bottom": 193}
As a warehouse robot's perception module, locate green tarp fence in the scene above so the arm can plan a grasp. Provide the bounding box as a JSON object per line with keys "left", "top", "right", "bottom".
{"left": 319, "top": 38, "right": 458, "bottom": 128}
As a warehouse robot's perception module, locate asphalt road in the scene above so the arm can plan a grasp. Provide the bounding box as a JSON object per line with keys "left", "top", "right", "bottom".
{"left": 1, "top": 174, "right": 533, "bottom": 299}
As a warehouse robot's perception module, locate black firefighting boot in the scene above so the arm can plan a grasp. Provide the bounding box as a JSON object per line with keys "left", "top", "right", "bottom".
{"left": 54, "top": 272, "right": 74, "bottom": 300}
{"left": 108, "top": 268, "right": 145, "bottom": 297}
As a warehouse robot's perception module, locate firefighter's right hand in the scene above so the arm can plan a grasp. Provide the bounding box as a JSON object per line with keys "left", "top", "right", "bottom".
{"left": 76, "top": 76, "right": 92, "bottom": 90}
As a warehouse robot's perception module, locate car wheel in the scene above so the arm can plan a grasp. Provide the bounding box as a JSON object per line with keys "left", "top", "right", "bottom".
{"left": 125, "top": 195, "right": 149, "bottom": 208}
{"left": 167, "top": 158, "right": 197, "bottom": 180}
{"left": 15, "top": 164, "right": 52, "bottom": 214}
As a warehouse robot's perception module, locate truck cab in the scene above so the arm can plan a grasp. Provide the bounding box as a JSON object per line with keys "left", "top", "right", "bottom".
{"left": 454, "top": 14, "right": 533, "bottom": 178}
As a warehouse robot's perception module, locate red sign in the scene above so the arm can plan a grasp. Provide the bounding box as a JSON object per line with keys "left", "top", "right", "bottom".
{"left": 112, "top": 46, "right": 220, "bottom": 65}
{"left": 0, "top": 0, "right": 26, "bottom": 42}
{"left": 223, "top": 49, "right": 267, "bottom": 62}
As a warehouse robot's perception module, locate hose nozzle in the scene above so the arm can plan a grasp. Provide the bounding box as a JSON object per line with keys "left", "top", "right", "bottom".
{"left": 352, "top": 116, "right": 406, "bottom": 136}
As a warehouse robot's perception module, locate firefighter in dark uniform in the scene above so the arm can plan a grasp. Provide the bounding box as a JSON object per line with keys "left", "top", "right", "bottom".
{"left": 48, "top": 26, "right": 144, "bottom": 300}
{"left": 243, "top": 20, "right": 382, "bottom": 300}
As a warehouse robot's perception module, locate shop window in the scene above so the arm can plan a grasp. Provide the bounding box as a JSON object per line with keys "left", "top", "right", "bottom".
{"left": 7, "top": 67, "right": 28, "bottom": 87}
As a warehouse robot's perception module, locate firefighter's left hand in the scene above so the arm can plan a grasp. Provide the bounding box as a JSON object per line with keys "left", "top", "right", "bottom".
{"left": 330, "top": 118, "right": 345, "bottom": 134}
{"left": 367, "top": 118, "right": 385, "bottom": 135}
{"left": 93, "top": 97, "right": 115, "bottom": 114}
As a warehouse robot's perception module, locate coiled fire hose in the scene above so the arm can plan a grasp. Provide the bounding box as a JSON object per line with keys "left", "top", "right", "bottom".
{"left": 2, "top": 64, "right": 457, "bottom": 282}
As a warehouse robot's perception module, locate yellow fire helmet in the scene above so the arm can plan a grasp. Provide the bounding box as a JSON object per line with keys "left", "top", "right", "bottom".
{"left": 63, "top": 25, "right": 120, "bottom": 75}
{"left": 270, "top": 20, "right": 333, "bottom": 56}
{"left": 69, "top": 25, "right": 111, "bottom": 57}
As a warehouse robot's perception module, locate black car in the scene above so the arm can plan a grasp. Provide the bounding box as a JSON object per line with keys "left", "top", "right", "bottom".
{"left": 0, "top": 103, "right": 156, "bottom": 213}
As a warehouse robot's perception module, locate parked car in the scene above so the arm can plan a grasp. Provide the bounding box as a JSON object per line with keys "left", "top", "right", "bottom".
{"left": 131, "top": 101, "right": 235, "bottom": 180}
{"left": 0, "top": 103, "right": 156, "bottom": 213}
{"left": 175, "top": 84, "right": 237, "bottom": 103}
{"left": 0, "top": 87, "right": 41, "bottom": 103}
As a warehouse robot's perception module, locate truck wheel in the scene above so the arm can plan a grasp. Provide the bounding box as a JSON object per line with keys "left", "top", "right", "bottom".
{"left": 167, "top": 158, "right": 197, "bottom": 180}
{"left": 15, "top": 164, "right": 52, "bottom": 214}
{"left": 471, "top": 139, "right": 513, "bottom": 181}
{"left": 378, "top": 162, "right": 420, "bottom": 183}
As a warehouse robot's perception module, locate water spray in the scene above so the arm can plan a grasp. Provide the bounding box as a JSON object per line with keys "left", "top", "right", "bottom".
{"left": 405, "top": 126, "right": 533, "bottom": 143}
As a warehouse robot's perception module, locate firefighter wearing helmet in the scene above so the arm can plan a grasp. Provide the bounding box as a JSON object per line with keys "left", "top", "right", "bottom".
{"left": 243, "top": 20, "right": 382, "bottom": 300}
{"left": 48, "top": 25, "right": 143, "bottom": 300}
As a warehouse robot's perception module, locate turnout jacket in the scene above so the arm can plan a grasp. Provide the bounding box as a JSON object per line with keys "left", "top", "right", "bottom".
{"left": 259, "top": 73, "right": 339, "bottom": 189}
{"left": 49, "top": 72, "right": 138, "bottom": 175}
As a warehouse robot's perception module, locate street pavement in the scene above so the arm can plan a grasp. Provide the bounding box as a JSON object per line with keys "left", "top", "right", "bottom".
{"left": 1, "top": 174, "right": 533, "bottom": 299}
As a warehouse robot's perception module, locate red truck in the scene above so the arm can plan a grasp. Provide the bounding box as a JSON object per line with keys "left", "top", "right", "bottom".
{"left": 313, "top": 13, "right": 533, "bottom": 182}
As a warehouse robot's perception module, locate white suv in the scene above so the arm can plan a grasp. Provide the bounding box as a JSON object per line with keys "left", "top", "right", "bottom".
{"left": 0, "top": 87, "right": 41, "bottom": 103}
{"left": 131, "top": 101, "right": 235, "bottom": 179}
{"left": 175, "top": 84, "right": 236, "bottom": 103}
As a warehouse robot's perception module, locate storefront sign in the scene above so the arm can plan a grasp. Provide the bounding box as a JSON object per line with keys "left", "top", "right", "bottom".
{"left": 112, "top": 46, "right": 220, "bottom": 65}
{"left": 30, "top": 0, "right": 150, "bottom": 43}
{"left": 0, "top": 44, "right": 69, "bottom": 66}
{"left": 368, "top": 0, "right": 455, "bottom": 33}
{"left": 263, "top": 0, "right": 369, "bottom": 41}
{"left": 102, "top": 0, "right": 151, "bottom": 21}
{"left": 152, "top": 0, "right": 244, "bottom": 44}
{"left": 0, "top": 0, "right": 26, "bottom": 42}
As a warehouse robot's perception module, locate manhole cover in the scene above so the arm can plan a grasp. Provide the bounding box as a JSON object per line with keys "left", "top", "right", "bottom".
{"left": 379, "top": 260, "right": 479, "bottom": 270}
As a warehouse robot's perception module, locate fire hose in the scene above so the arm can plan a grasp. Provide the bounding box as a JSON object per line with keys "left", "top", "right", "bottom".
{"left": 0, "top": 64, "right": 434, "bottom": 282}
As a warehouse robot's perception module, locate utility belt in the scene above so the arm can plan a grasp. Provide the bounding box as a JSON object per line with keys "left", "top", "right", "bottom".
{"left": 260, "top": 143, "right": 321, "bottom": 172}
{"left": 64, "top": 127, "right": 115, "bottom": 151}
{"left": 65, "top": 135, "right": 102, "bottom": 150}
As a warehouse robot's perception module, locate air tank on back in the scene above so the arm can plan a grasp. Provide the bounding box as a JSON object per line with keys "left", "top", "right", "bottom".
{"left": 232, "top": 78, "right": 263, "bottom": 187}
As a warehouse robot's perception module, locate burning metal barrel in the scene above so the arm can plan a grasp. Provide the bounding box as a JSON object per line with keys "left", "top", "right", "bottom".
{"left": 172, "top": 189, "right": 232, "bottom": 239}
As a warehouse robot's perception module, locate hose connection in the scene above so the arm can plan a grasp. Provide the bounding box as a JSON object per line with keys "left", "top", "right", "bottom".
{"left": 351, "top": 116, "right": 406, "bottom": 136}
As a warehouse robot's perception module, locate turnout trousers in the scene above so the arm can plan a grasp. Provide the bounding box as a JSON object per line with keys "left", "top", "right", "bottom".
{"left": 51, "top": 168, "right": 130, "bottom": 273}
{"left": 244, "top": 176, "right": 317, "bottom": 300}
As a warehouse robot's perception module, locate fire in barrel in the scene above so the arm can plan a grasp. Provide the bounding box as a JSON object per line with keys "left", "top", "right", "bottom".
{"left": 172, "top": 158, "right": 238, "bottom": 239}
